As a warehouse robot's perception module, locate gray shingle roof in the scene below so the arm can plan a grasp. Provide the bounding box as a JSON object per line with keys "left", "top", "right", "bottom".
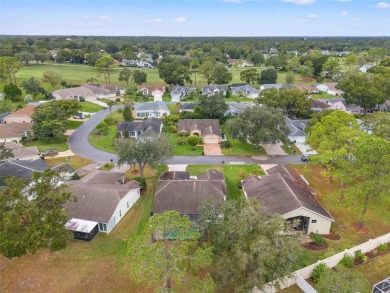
{"left": 285, "top": 117, "right": 308, "bottom": 137}
{"left": 242, "top": 165, "right": 333, "bottom": 221}
{"left": 171, "top": 86, "right": 197, "bottom": 94}
{"left": 178, "top": 119, "right": 221, "bottom": 137}
{"left": 134, "top": 101, "right": 170, "bottom": 112}
{"left": 180, "top": 103, "right": 200, "bottom": 110}
{"left": 202, "top": 85, "right": 227, "bottom": 95}
{"left": 260, "top": 84, "right": 283, "bottom": 90}
{"left": 160, "top": 171, "right": 190, "bottom": 180}
{"left": 117, "top": 118, "right": 162, "bottom": 134}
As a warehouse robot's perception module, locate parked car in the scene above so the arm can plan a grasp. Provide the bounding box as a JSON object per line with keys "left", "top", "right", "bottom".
{"left": 301, "top": 154, "right": 313, "bottom": 161}
{"left": 42, "top": 149, "right": 58, "bottom": 157}
{"left": 73, "top": 112, "right": 85, "bottom": 119}
{"left": 221, "top": 133, "right": 227, "bottom": 142}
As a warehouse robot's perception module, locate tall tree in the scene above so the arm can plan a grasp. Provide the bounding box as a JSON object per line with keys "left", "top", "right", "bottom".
{"left": 190, "top": 59, "right": 200, "bottom": 86}
{"left": 31, "top": 102, "right": 68, "bottom": 139}
{"left": 132, "top": 70, "right": 147, "bottom": 85}
{"left": 198, "top": 92, "right": 228, "bottom": 120}
{"left": 343, "top": 53, "right": 358, "bottom": 72}
{"left": 226, "top": 106, "right": 288, "bottom": 147}
{"left": 118, "top": 68, "right": 133, "bottom": 86}
{"left": 157, "top": 56, "right": 191, "bottom": 85}
{"left": 240, "top": 68, "right": 259, "bottom": 84}
{"left": 259, "top": 68, "right": 278, "bottom": 84}
{"left": 42, "top": 71, "right": 62, "bottom": 87}
{"left": 210, "top": 65, "right": 232, "bottom": 84}
{"left": 15, "top": 51, "right": 35, "bottom": 65}
{"left": 0, "top": 57, "right": 22, "bottom": 85}
{"left": 122, "top": 104, "right": 133, "bottom": 121}
{"left": 249, "top": 52, "right": 265, "bottom": 66}
{"left": 115, "top": 133, "right": 173, "bottom": 177}
{"left": 4, "top": 84, "right": 22, "bottom": 102}
{"left": 0, "top": 142, "right": 14, "bottom": 161}
{"left": 128, "top": 211, "right": 214, "bottom": 292}
{"left": 0, "top": 170, "right": 74, "bottom": 259}
{"left": 285, "top": 71, "right": 295, "bottom": 85}
{"left": 95, "top": 55, "right": 115, "bottom": 84}
{"left": 21, "top": 77, "right": 45, "bottom": 97}
{"left": 322, "top": 58, "right": 341, "bottom": 77}
{"left": 363, "top": 112, "right": 390, "bottom": 141}
{"left": 200, "top": 61, "right": 215, "bottom": 85}
{"left": 197, "top": 199, "right": 301, "bottom": 292}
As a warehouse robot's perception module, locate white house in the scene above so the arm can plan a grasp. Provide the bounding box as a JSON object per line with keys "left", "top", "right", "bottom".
{"left": 133, "top": 101, "right": 170, "bottom": 119}
{"left": 170, "top": 86, "right": 197, "bottom": 102}
{"left": 359, "top": 65, "right": 372, "bottom": 73}
{"left": 315, "top": 83, "right": 344, "bottom": 96}
{"left": 230, "top": 84, "right": 259, "bottom": 99}
{"left": 0, "top": 123, "right": 33, "bottom": 143}
{"left": 242, "top": 165, "right": 334, "bottom": 235}
{"left": 137, "top": 85, "right": 165, "bottom": 102}
{"left": 202, "top": 85, "right": 227, "bottom": 96}
{"left": 259, "top": 84, "right": 283, "bottom": 92}
{"left": 65, "top": 170, "right": 141, "bottom": 239}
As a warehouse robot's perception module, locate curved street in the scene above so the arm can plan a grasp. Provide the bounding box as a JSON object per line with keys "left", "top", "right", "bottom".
{"left": 68, "top": 107, "right": 306, "bottom": 165}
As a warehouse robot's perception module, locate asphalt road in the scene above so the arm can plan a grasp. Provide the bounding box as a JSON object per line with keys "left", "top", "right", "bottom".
{"left": 68, "top": 107, "right": 306, "bottom": 165}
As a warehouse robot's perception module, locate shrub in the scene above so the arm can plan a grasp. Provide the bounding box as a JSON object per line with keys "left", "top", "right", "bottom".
{"left": 197, "top": 137, "right": 203, "bottom": 144}
{"left": 188, "top": 135, "right": 200, "bottom": 147}
{"left": 134, "top": 177, "right": 146, "bottom": 190}
{"left": 311, "top": 263, "right": 328, "bottom": 283}
{"left": 378, "top": 243, "right": 388, "bottom": 253}
{"left": 116, "top": 97, "right": 121, "bottom": 103}
{"left": 311, "top": 233, "right": 326, "bottom": 246}
{"left": 178, "top": 131, "right": 190, "bottom": 137}
{"left": 104, "top": 116, "right": 117, "bottom": 125}
{"left": 236, "top": 182, "right": 242, "bottom": 189}
{"left": 176, "top": 137, "right": 187, "bottom": 145}
{"left": 169, "top": 125, "right": 178, "bottom": 133}
{"left": 221, "top": 141, "right": 231, "bottom": 149}
{"left": 338, "top": 254, "right": 355, "bottom": 268}
{"left": 71, "top": 173, "right": 80, "bottom": 180}
{"left": 117, "top": 108, "right": 123, "bottom": 113}
{"left": 24, "top": 95, "right": 33, "bottom": 102}
{"left": 355, "top": 250, "right": 368, "bottom": 262}
{"left": 237, "top": 170, "right": 249, "bottom": 179}
{"left": 79, "top": 96, "right": 85, "bottom": 102}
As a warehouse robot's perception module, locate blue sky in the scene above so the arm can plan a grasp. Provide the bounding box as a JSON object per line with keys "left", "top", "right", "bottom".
{"left": 0, "top": 0, "right": 389, "bottom": 36}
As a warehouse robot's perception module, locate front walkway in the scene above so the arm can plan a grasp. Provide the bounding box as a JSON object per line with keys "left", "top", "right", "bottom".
{"left": 261, "top": 142, "right": 287, "bottom": 156}
{"left": 203, "top": 144, "right": 223, "bottom": 155}
{"left": 168, "top": 164, "right": 188, "bottom": 171}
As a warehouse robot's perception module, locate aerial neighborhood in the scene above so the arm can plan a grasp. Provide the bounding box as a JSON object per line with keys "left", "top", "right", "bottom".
{"left": 0, "top": 34, "right": 390, "bottom": 293}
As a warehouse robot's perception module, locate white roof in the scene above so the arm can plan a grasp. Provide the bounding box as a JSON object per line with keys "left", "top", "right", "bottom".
{"left": 65, "top": 218, "right": 98, "bottom": 233}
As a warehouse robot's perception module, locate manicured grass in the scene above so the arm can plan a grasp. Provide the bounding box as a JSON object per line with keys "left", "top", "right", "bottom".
{"left": 0, "top": 165, "right": 164, "bottom": 293}
{"left": 221, "top": 126, "right": 266, "bottom": 156}
{"left": 45, "top": 156, "right": 93, "bottom": 169}
{"left": 281, "top": 140, "right": 302, "bottom": 155}
{"left": 22, "top": 135, "right": 69, "bottom": 152}
{"left": 80, "top": 101, "right": 104, "bottom": 113}
{"left": 187, "top": 164, "right": 264, "bottom": 201}
{"left": 165, "top": 128, "right": 204, "bottom": 156}
{"left": 66, "top": 120, "right": 83, "bottom": 130}
{"left": 311, "top": 91, "right": 336, "bottom": 99}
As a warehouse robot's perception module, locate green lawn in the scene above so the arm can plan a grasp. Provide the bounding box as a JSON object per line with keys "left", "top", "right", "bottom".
{"left": 66, "top": 120, "right": 83, "bottom": 130}
{"left": 45, "top": 156, "right": 93, "bottom": 169}
{"left": 311, "top": 91, "right": 335, "bottom": 99}
{"left": 187, "top": 164, "right": 264, "bottom": 201}
{"left": 80, "top": 101, "right": 104, "bottom": 113}
{"left": 280, "top": 139, "right": 302, "bottom": 155}
{"left": 22, "top": 135, "right": 69, "bottom": 152}
{"left": 165, "top": 128, "right": 204, "bottom": 156}
{"left": 221, "top": 126, "right": 266, "bottom": 156}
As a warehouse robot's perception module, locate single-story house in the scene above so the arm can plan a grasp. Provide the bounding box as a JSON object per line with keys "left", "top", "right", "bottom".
{"left": 52, "top": 84, "right": 124, "bottom": 101}
{"left": 311, "top": 100, "right": 332, "bottom": 112}
{"left": 117, "top": 117, "right": 163, "bottom": 139}
{"left": 0, "top": 158, "right": 74, "bottom": 186}
{"left": 3, "top": 105, "right": 36, "bottom": 124}
{"left": 0, "top": 112, "right": 11, "bottom": 124}
{"left": 153, "top": 169, "right": 227, "bottom": 220}
{"left": 227, "top": 59, "right": 253, "bottom": 67}
{"left": 0, "top": 122, "right": 33, "bottom": 143}
{"left": 137, "top": 85, "right": 165, "bottom": 102}
{"left": 269, "top": 48, "right": 278, "bottom": 54}
{"left": 133, "top": 101, "right": 170, "bottom": 119}
{"left": 285, "top": 117, "right": 308, "bottom": 144}
{"left": 315, "top": 83, "right": 344, "bottom": 96}
{"left": 292, "top": 84, "right": 319, "bottom": 94}
{"left": 180, "top": 102, "right": 200, "bottom": 112}
{"left": 202, "top": 85, "right": 227, "bottom": 96}
{"left": 242, "top": 165, "right": 334, "bottom": 234}
{"left": 170, "top": 86, "right": 197, "bottom": 102}
{"left": 230, "top": 84, "right": 259, "bottom": 99}
{"left": 2, "top": 142, "right": 40, "bottom": 160}
{"left": 378, "top": 100, "right": 390, "bottom": 112}
{"left": 359, "top": 65, "right": 372, "bottom": 73}
{"left": 259, "top": 84, "right": 283, "bottom": 92}
{"left": 314, "top": 98, "right": 364, "bottom": 115}
{"left": 225, "top": 102, "right": 254, "bottom": 116}
{"left": 178, "top": 119, "right": 222, "bottom": 144}
{"left": 159, "top": 171, "right": 191, "bottom": 181}
{"left": 65, "top": 170, "right": 141, "bottom": 239}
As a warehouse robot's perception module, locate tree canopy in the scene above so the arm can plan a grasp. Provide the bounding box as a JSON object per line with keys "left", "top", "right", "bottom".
{"left": 42, "top": 71, "right": 62, "bottom": 87}
{"left": 198, "top": 92, "right": 228, "bottom": 120}
{"left": 95, "top": 55, "right": 115, "bottom": 84}
{"left": 0, "top": 56, "right": 22, "bottom": 85}
{"left": 240, "top": 68, "right": 259, "bottom": 84}
{"left": 259, "top": 68, "right": 278, "bottom": 84}
{"left": 157, "top": 56, "right": 191, "bottom": 85}
{"left": 132, "top": 70, "right": 147, "bottom": 85}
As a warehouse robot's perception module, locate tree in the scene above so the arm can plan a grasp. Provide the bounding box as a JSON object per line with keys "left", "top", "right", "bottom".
{"left": 316, "top": 265, "right": 369, "bottom": 293}
{"left": 363, "top": 112, "right": 390, "bottom": 140}
{"left": 132, "top": 70, "right": 147, "bottom": 85}
{"left": 343, "top": 53, "right": 358, "bottom": 72}
{"left": 4, "top": 84, "right": 22, "bottom": 101}
{"left": 128, "top": 211, "right": 214, "bottom": 292}
{"left": 31, "top": 102, "right": 68, "bottom": 139}
{"left": 21, "top": 77, "right": 45, "bottom": 97}
{"left": 15, "top": 51, "right": 35, "bottom": 65}
{"left": 240, "top": 68, "right": 259, "bottom": 84}
{"left": 198, "top": 93, "right": 228, "bottom": 120}
{"left": 249, "top": 52, "right": 264, "bottom": 66}
{"left": 337, "top": 73, "right": 388, "bottom": 113}
{"left": 50, "top": 100, "right": 81, "bottom": 117}
{"left": 190, "top": 59, "right": 200, "bottom": 86}
{"left": 285, "top": 71, "right": 295, "bottom": 85}
{"left": 197, "top": 199, "right": 301, "bottom": 292}
{"left": 34, "top": 51, "right": 48, "bottom": 65}
{"left": 258, "top": 88, "right": 312, "bottom": 118}
{"left": 0, "top": 142, "right": 14, "bottom": 161}
{"left": 95, "top": 55, "right": 115, "bottom": 84}
{"left": 118, "top": 68, "right": 133, "bottom": 86}
{"left": 200, "top": 61, "right": 215, "bottom": 85}
{"left": 226, "top": 106, "right": 288, "bottom": 147}
{"left": 0, "top": 57, "right": 22, "bottom": 85}
{"left": 323, "top": 58, "right": 341, "bottom": 78}
{"left": 348, "top": 137, "right": 390, "bottom": 227}
{"left": 158, "top": 57, "right": 192, "bottom": 85}
{"left": 42, "top": 71, "right": 62, "bottom": 87}
{"left": 259, "top": 68, "right": 277, "bottom": 84}
{"left": 0, "top": 100, "right": 12, "bottom": 113}
{"left": 86, "top": 52, "right": 101, "bottom": 67}
{"left": 187, "top": 135, "right": 200, "bottom": 148}
{"left": 305, "top": 109, "right": 335, "bottom": 134}
{"left": 107, "top": 100, "right": 115, "bottom": 116}
{"left": 122, "top": 104, "right": 133, "bottom": 121}
{"left": 211, "top": 65, "right": 232, "bottom": 84}
{"left": 0, "top": 170, "right": 74, "bottom": 258}
{"left": 115, "top": 133, "right": 173, "bottom": 177}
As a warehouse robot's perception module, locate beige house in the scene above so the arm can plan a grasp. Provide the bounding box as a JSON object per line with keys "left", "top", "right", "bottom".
{"left": 3, "top": 105, "right": 35, "bottom": 124}
{"left": 0, "top": 123, "right": 33, "bottom": 143}
{"left": 242, "top": 165, "right": 333, "bottom": 235}
{"left": 178, "top": 119, "right": 221, "bottom": 144}
{"left": 3, "top": 142, "right": 40, "bottom": 160}
{"left": 137, "top": 85, "right": 165, "bottom": 102}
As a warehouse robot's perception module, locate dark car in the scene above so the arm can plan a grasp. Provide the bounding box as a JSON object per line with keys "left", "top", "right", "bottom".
{"left": 301, "top": 154, "right": 313, "bottom": 161}
{"left": 42, "top": 149, "right": 58, "bottom": 157}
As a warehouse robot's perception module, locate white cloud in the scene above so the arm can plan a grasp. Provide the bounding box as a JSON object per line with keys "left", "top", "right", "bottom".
{"left": 282, "top": 0, "right": 316, "bottom": 4}
{"left": 174, "top": 17, "right": 187, "bottom": 22}
{"left": 146, "top": 18, "right": 163, "bottom": 23}
{"left": 340, "top": 11, "right": 348, "bottom": 16}
{"left": 375, "top": 2, "right": 390, "bottom": 8}
{"left": 307, "top": 13, "right": 319, "bottom": 18}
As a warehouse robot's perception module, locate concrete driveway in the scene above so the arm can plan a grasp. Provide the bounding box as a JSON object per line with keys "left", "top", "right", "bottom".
{"left": 203, "top": 144, "right": 222, "bottom": 155}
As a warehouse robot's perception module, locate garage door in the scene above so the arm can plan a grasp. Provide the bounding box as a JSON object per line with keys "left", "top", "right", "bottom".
{"left": 204, "top": 137, "right": 220, "bottom": 144}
